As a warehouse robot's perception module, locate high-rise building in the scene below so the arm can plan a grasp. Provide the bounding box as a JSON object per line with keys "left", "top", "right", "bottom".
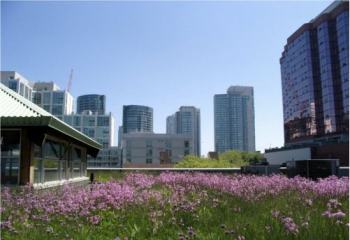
{"left": 166, "top": 114, "right": 177, "bottom": 134}
{"left": 280, "top": 1, "right": 349, "bottom": 145}
{"left": 214, "top": 86, "right": 255, "bottom": 153}
{"left": 32, "top": 82, "right": 73, "bottom": 119}
{"left": 77, "top": 94, "right": 106, "bottom": 114}
{"left": 166, "top": 106, "right": 201, "bottom": 156}
{"left": 0, "top": 71, "right": 34, "bottom": 100}
{"left": 118, "top": 126, "right": 123, "bottom": 147}
{"left": 122, "top": 105, "right": 153, "bottom": 134}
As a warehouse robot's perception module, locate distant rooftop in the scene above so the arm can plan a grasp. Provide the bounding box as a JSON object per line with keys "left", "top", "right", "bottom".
{"left": 33, "top": 81, "right": 61, "bottom": 91}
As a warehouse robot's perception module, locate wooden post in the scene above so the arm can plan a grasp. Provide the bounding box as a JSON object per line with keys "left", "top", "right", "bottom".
{"left": 20, "top": 128, "right": 33, "bottom": 185}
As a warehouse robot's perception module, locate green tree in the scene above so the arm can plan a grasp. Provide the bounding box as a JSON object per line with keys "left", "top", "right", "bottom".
{"left": 175, "top": 150, "right": 265, "bottom": 168}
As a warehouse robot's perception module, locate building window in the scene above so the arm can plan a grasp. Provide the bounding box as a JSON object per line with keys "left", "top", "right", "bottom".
{"left": 33, "top": 139, "right": 70, "bottom": 183}
{"left": 43, "top": 92, "right": 51, "bottom": 105}
{"left": 1, "top": 130, "right": 20, "bottom": 185}
{"left": 146, "top": 158, "right": 152, "bottom": 164}
{"left": 97, "top": 116, "right": 109, "bottom": 126}
{"left": 184, "top": 141, "right": 189, "bottom": 148}
{"left": 74, "top": 116, "right": 81, "bottom": 126}
{"left": 8, "top": 81, "right": 18, "bottom": 92}
{"left": 52, "top": 105, "right": 63, "bottom": 115}
{"left": 53, "top": 92, "right": 64, "bottom": 104}
{"left": 72, "top": 148, "right": 82, "bottom": 178}
{"left": 33, "top": 92, "right": 42, "bottom": 104}
{"left": 146, "top": 148, "right": 152, "bottom": 157}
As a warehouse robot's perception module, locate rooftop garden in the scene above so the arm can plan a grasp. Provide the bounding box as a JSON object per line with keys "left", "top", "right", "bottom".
{"left": 1, "top": 172, "right": 348, "bottom": 239}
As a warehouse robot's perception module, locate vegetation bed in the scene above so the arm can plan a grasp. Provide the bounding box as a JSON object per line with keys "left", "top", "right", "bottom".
{"left": 1, "top": 173, "right": 349, "bottom": 240}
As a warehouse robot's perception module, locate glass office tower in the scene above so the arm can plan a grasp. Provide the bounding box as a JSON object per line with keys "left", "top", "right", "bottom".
{"left": 122, "top": 105, "right": 153, "bottom": 133}
{"left": 77, "top": 94, "right": 106, "bottom": 114}
{"left": 214, "top": 86, "right": 255, "bottom": 153}
{"left": 166, "top": 106, "right": 201, "bottom": 156}
{"left": 280, "top": 1, "right": 349, "bottom": 145}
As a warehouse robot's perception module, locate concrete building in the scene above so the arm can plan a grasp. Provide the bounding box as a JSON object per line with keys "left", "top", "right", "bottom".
{"left": 280, "top": 1, "right": 349, "bottom": 145}
{"left": 77, "top": 94, "right": 106, "bottom": 115}
{"left": 0, "top": 71, "right": 34, "bottom": 100}
{"left": 166, "top": 106, "right": 201, "bottom": 156}
{"left": 265, "top": 142, "right": 349, "bottom": 166}
{"left": 214, "top": 86, "right": 255, "bottom": 153}
{"left": 32, "top": 82, "right": 74, "bottom": 119}
{"left": 121, "top": 133, "right": 194, "bottom": 167}
{"left": 0, "top": 83, "right": 101, "bottom": 187}
{"left": 122, "top": 105, "right": 153, "bottom": 134}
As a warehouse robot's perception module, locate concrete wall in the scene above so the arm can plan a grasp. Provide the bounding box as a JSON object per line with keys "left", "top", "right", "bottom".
{"left": 122, "top": 133, "right": 193, "bottom": 165}
{"left": 264, "top": 147, "right": 311, "bottom": 165}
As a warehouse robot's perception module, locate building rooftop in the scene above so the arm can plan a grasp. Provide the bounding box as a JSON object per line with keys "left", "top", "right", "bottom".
{"left": 33, "top": 81, "right": 61, "bottom": 91}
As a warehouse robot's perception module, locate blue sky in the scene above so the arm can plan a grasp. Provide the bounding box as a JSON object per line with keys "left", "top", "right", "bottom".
{"left": 1, "top": 0, "right": 333, "bottom": 155}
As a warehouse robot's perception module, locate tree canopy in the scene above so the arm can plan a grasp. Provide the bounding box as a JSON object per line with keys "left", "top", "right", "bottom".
{"left": 175, "top": 150, "right": 264, "bottom": 168}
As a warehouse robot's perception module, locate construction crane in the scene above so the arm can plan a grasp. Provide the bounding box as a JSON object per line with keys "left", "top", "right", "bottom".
{"left": 67, "top": 69, "right": 73, "bottom": 93}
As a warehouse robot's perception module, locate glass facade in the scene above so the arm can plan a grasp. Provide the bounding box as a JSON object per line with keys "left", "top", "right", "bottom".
{"left": 281, "top": 31, "right": 317, "bottom": 142}
{"left": 8, "top": 80, "right": 18, "bottom": 92}
{"left": 32, "top": 90, "right": 73, "bottom": 116}
{"left": 1, "top": 130, "right": 20, "bottom": 185}
{"left": 33, "top": 139, "right": 86, "bottom": 184}
{"left": 174, "top": 106, "right": 201, "bottom": 156}
{"left": 123, "top": 105, "right": 153, "bottom": 134}
{"left": 281, "top": 2, "right": 349, "bottom": 144}
{"left": 214, "top": 87, "right": 255, "bottom": 153}
{"left": 77, "top": 94, "right": 106, "bottom": 114}
{"left": 167, "top": 106, "right": 201, "bottom": 156}
{"left": 336, "top": 11, "right": 349, "bottom": 132}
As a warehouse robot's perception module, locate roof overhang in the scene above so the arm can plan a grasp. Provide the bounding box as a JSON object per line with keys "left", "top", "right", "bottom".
{"left": 1, "top": 116, "right": 101, "bottom": 157}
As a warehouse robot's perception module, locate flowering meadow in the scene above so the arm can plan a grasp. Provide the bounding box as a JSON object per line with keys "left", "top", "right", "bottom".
{"left": 1, "top": 172, "right": 349, "bottom": 240}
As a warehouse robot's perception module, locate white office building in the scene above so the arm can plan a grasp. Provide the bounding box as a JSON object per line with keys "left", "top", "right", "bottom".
{"left": 63, "top": 111, "right": 115, "bottom": 148}
{"left": 33, "top": 82, "right": 73, "bottom": 119}
{"left": 0, "top": 71, "right": 34, "bottom": 100}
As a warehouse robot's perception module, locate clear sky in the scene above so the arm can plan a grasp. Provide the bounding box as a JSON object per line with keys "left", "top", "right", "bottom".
{"left": 1, "top": 0, "right": 333, "bottom": 155}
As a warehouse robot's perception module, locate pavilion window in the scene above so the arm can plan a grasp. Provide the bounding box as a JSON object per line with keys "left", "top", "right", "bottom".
{"left": 33, "top": 139, "right": 68, "bottom": 183}
{"left": 72, "top": 148, "right": 82, "bottom": 178}
{"left": 1, "top": 130, "right": 20, "bottom": 185}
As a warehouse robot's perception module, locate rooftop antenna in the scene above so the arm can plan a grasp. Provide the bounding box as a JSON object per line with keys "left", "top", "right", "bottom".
{"left": 67, "top": 69, "right": 73, "bottom": 93}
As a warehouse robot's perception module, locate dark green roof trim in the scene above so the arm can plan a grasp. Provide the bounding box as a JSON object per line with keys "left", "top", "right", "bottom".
{"left": 1, "top": 116, "right": 102, "bottom": 150}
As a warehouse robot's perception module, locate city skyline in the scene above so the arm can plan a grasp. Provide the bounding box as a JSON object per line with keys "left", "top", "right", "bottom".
{"left": 1, "top": 1, "right": 334, "bottom": 154}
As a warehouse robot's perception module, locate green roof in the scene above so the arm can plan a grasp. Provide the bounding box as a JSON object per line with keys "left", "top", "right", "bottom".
{"left": 0, "top": 83, "right": 102, "bottom": 154}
